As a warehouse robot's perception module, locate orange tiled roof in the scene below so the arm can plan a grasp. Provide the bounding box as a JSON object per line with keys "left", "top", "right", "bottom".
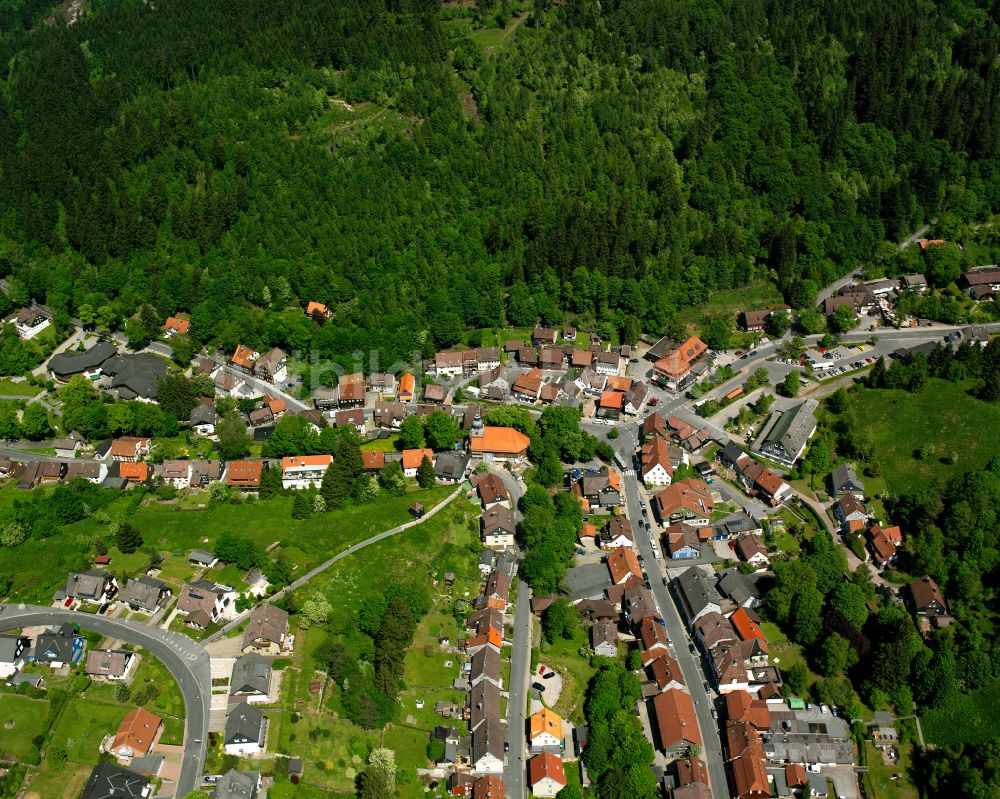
{"left": 528, "top": 753, "right": 566, "bottom": 788}
{"left": 306, "top": 301, "right": 329, "bottom": 317}
{"left": 652, "top": 688, "right": 702, "bottom": 748}
{"left": 267, "top": 397, "right": 287, "bottom": 415}
{"left": 362, "top": 451, "right": 385, "bottom": 470}
{"left": 111, "top": 436, "right": 149, "bottom": 458}
{"left": 607, "top": 546, "right": 642, "bottom": 585}
{"left": 232, "top": 344, "right": 258, "bottom": 369}
{"left": 730, "top": 608, "right": 768, "bottom": 647}
{"left": 282, "top": 455, "right": 333, "bottom": 470}
{"left": 399, "top": 372, "right": 416, "bottom": 396}
{"left": 600, "top": 390, "right": 624, "bottom": 409}
{"left": 580, "top": 523, "right": 597, "bottom": 540}
{"left": 402, "top": 448, "right": 434, "bottom": 470}
{"left": 469, "top": 426, "right": 531, "bottom": 456}
{"left": 529, "top": 708, "right": 563, "bottom": 741}
{"left": 608, "top": 469, "right": 621, "bottom": 491}
{"left": 111, "top": 707, "right": 161, "bottom": 756}
{"left": 119, "top": 462, "right": 149, "bottom": 481}
{"left": 164, "top": 316, "right": 189, "bottom": 334}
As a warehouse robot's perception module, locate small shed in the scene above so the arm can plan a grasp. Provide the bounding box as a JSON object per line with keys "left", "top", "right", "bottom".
{"left": 288, "top": 757, "right": 303, "bottom": 777}
{"left": 409, "top": 502, "right": 425, "bottom": 518}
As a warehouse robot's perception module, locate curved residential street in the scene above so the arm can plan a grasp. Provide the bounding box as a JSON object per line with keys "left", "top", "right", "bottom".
{"left": 0, "top": 605, "right": 211, "bottom": 798}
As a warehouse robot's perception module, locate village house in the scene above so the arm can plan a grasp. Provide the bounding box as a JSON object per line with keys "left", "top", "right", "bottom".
{"left": 110, "top": 708, "right": 162, "bottom": 760}
{"left": 86, "top": 649, "right": 138, "bottom": 681}
{"left": 868, "top": 524, "right": 903, "bottom": 569}
{"left": 647, "top": 652, "right": 686, "bottom": 692}
{"left": 306, "top": 301, "right": 331, "bottom": 321}
{"left": 607, "top": 546, "right": 643, "bottom": 586}
{"left": 34, "top": 624, "right": 83, "bottom": 669}
{"left": 666, "top": 522, "right": 701, "bottom": 559}
{"left": 0, "top": 635, "right": 29, "bottom": 679}
{"left": 230, "top": 345, "right": 260, "bottom": 374}
{"left": 177, "top": 580, "right": 237, "bottom": 625}
{"left": 366, "top": 372, "right": 395, "bottom": 396}
{"left": 834, "top": 494, "right": 871, "bottom": 531}
{"left": 623, "top": 382, "right": 648, "bottom": 415}
{"left": 281, "top": 455, "right": 332, "bottom": 490}
{"left": 532, "top": 326, "right": 560, "bottom": 346}
{"left": 726, "top": 722, "right": 770, "bottom": 799}
{"left": 591, "top": 618, "right": 619, "bottom": 657}
{"left": 226, "top": 460, "right": 265, "bottom": 491}
{"left": 469, "top": 425, "right": 531, "bottom": 462}
{"left": 527, "top": 753, "right": 566, "bottom": 798}
{"left": 481, "top": 505, "right": 516, "bottom": 550}
{"left": 598, "top": 516, "right": 634, "bottom": 549}
{"left": 434, "top": 351, "right": 464, "bottom": 378}
{"left": 471, "top": 719, "right": 505, "bottom": 774}
{"left": 230, "top": 653, "right": 273, "bottom": 703}
{"left": 189, "top": 549, "right": 218, "bottom": 568}
{"left": 738, "top": 309, "right": 772, "bottom": 333}
{"left": 253, "top": 348, "right": 287, "bottom": 384}
{"left": 512, "top": 368, "right": 544, "bottom": 401}
{"left": 397, "top": 372, "right": 416, "bottom": 403}
{"left": 477, "top": 366, "right": 509, "bottom": 397}
{"left": 961, "top": 266, "right": 1000, "bottom": 298}
{"left": 652, "top": 336, "right": 709, "bottom": 394}
{"left": 14, "top": 307, "right": 51, "bottom": 339}
{"left": 910, "top": 575, "right": 953, "bottom": 628}
{"left": 242, "top": 604, "right": 290, "bottom": 655}
{"left": 424, "top": 383, "right": 447, "bottom": 404}
{"left": 401, "top": 448, "right": 434, "bottom": 477}
{"left": 163, "top": 316, "right": 189, "bottom": 337}
{"left": 435, "top": 451, "right": 470, "bottom": 483}
{"left": 80, "top": 764, "right": 150, "bottom": 799}
{"left": 64, "top": 571, "right": 118, "bottom": 605}
{"left": 641, "top": 438, "right": 674, "bottom": 486}
{"left": 108, "top": 436, "right": 150, "bottom": 462}
{"left": 653, "top": 688, "right": 702, "bottom": 755}
{"left": 224, "top": 703, "right": 266, "bottom": 756}
{"left": 213, "top": 770, "right": 262, "bottom": 799}
{"left": 652, "top": 478, "right": 714, "bottom": 526}
{"left": 735, "top": 534, "right": 770, "bottom": 569}
{"left": 593, "top": 349, "right": 622, "bottom": 376}
{"left": 580, "top": 467, "right": 622, "bottom": 509}
{"left": 830, "top": 463, "right": 866, "bottom": 499}
{"left": 214, "top": 371, "right": 246, "bottom": 397}
{"left": 373, "top": 402, "right": 407, "bottom": 429}
{"left": 823, "top": 288, "right": 875, "bottom": 317}
{"left": 120, "top": 577, "right": 170, "bottom": 614}
{"left": 189, "top": 404, "right": 218, "bottom": 435}
{"left": 751, "top": 399, "right": 818, "bottom": 467}
{"left": 53, "top": 430, "right": 85, "bottom": 458}
{"left": 338, "top": 373, "right": 366, "bottom": 408}
{"left": 674, "top": 566, "right": 722, "bottom": 625}
{"left": 529, "top": 708, "right": 564, "bottom": 752}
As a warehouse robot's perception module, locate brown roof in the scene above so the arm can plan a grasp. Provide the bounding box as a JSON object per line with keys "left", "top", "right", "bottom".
{"left": 676, "top": 757, "right": 709, "bottom": 787}
{"left": 474, "top": 473, "right": 510, "bottom": 505}
{"left": 111, "top": 707, "right": 162, "bottom": 756}
{"left": 528, "top": 753, "right": 566, "bottom": 788}
{"left": 647, "top": 653, "right": 685, "bottom": 690}
{"left": 473, "top": 775, "right": 504, "bottom": 799}
{"left": 642, "top": 412, "right": 669, "bottom": 440}
{"left": 110, "top": 436, "right": 149, "bottom": 458}
{"left": 640, "top": 617, "right": 668, "bottom": 651}
{"left": 724, "top": 690, "right": 771, "bottom": 730}
{"left": 513, "top": 369, "right": 543, "bottom": 397}
{"left": 606, "top": 546, "right": 642, "bottom": 585}
{"left": 653, "top": 478, "right": 714, "bottom": 519}
{"left": 226, "top": 460, "right": 264, "bottom": 488}
{"left": 571, "top": 349, "right": 593, "bottom": 367}
{"left": 694, "top": 611, "right": 737, "bottom": 650}
{"left": 85, "top": 649, "right": 131, "bottom": 678}
{"left": 339, "top": 373, "right": 365, "bottom": 401}
{"left": 485, "top": 569, "right": 511, "bottom": 603}
{"left": 424, "top": 383, "right": 446, "bottom": 402}
{"left": 735, "top": 534, "right": 768, "bottom": 562}
{"left": 242, "top": 604, "right": 289, "bottom": 649}
{"left": 910, "top": 574, "right": 947, "bottom": 612}
{"left": 177, "top": 580, "right": 228, "bottom": 615}
{"left": 652, "top": 688, "right": 702, "bottom": 749}
{"left": 726, "top": 722, "right": 769, "bottom": 799}
{"left": 362, "top": 451, "right": 385, "bottom": 471}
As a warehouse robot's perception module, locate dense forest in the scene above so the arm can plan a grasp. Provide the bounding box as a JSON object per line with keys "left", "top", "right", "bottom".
{"left": 0, "top": 0, "right": 996, "bottom": 370}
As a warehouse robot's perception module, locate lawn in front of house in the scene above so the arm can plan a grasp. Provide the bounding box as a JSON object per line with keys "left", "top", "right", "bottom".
{"left": 0, "top": 694, "right": 51, "bottom": 760}
{"left": 540, "top": 621, "right": 599, "bottom": 724}
{"left": 759, "top": 621, "right": 816, "bottom": 690}
{"left": 23, "top": 760, "right": 93, "bottom": 799}
{"left": 360, "top": 435, "right": 399, "bottom": 452}
{"left": 131, "top": 650, "right": 186, "bottom": 723}
{"left": 0, "top": 378, "right": 42, "bottom": 397}
{"left": 47, "top": 698, "right": 130, "bottom": 764}
{"left": 864, "top": 741, "right": 917, "bottom": 799}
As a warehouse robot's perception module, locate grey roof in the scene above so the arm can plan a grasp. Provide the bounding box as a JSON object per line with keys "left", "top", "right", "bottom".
{"left": 717, "top": 568, "right": 758, "bottom": 606}
{"left": 712, "top": 512, "right": 760, "bottom": 538}
{"left": 472, "top": 719, "right": 505, "bottom": 764}
{"left": 674, "top": 566, "right": 721, "bottom": 622}
{"left": 189, "top": 548, "right": 217, "bottom": 565}
{"left": 121, "top": 577, "right": 167, "bottom": 611}
{"left": 65, "top": 570, "right": 109, "bottom": 601}
{"left": 231, "top": 653, "right": 272, "bottom": 696}
{"left": 468, "top": 679, "right": 501, "bottom": 731}
{"left": 720, "top": 441, "right": 747, "bottom": 467}
{"left": 753, "top": 400, "right": 818, "bottom": 464}
{"left": 564, "top": 563, "right": 614, "bottom": 601}
{"left": 35, "top": 625, "right": 77, "bottom": 663}
{"left": 101, "top": 352, "right": 167, "bottom": 400}
{"left": 80, "top": 763, "right": 150, "bottom": 799}
{"left": 10, "top": 672, "right": 43, "bottom": 687}
{"left": 212, "top": 769, "right": 259, "bottom": 799}
{"left": 190, "top": 404, "right": 217, "bottom": 425}
{"left": 0, "top": 635, "right": 27, "bottom": 663}
{"left": 831, "top": 463, "right": 864, "bottom": 494}
{"left": 224, "top": 702, "right": 265, "bottom": 745}
{"left": 470, "top": 646, "right": 502, "bottom": 686}
{"left": 435, "top": 451, "right": 471, "bottom": 480}
{"left": 48, "top": 341, "right": 118, "bottom": 378}
{"left": 128, "top": 755, "right": 163, "bottom": 776}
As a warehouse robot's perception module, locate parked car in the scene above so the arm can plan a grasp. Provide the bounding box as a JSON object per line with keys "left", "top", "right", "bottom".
{"left": 532, "top": 682, "right": 545, "bottom": 692}
{"left": 543, "top": 671, "right": 556, "bottom": 680}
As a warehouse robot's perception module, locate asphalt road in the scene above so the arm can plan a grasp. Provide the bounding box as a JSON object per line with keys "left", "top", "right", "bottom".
{"left": 614, "top": 427, "right": 730, "bottom": 799}
{"left": 0, "top": 604, "right": 210, "bottom": 798}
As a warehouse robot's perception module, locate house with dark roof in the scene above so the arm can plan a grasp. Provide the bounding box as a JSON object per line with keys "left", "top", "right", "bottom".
{"left": 735, "top": 534, "right": 769, "bottom": 569}
{"left": 177, "top": 580, "right": 236, "bottom": 624}
{"left": 0, "top": 635, "right": 29, "bottom": 679}
{"left": 48, "top": 341, "right": 118, "bottom": 381}
{"left": 830, "top": 463, "right": 865, "bottom": 499}
{"left": 717, "top": 568, "right": 760, "bottom": 609}
{"left": 471, "top": 719, "right": 505, "bottom": 774}
{"left": 254, "top": 348, "right": 287, "bottom": 383}
{"left": 591, "top": 619, "right": 618, "bottom": 658}
{"left": 910, "top": 575, "right": 952, "bottom": 628}
{"left": 102, "top": 352, "right": 167, "bottom": 401}
{"left": 652, "top": 688, "right": 701, "bottom": 755}
{"left": 65, "top": 571, "right": 118, "bottom": 605}
{"left": 434, "top": 451, "right": 470, "bottom": 484}
{"left": 224, "top": 702, "right": 266, "bottom": 755}
{"left": 120, "top": 577, "right": 170, "bottom": 613}
{"left": 231, "top": 653, "right": 272, "bottom": 703}
{"left": 480, "top": 505, "right": 516, "bottom": 550}
{"left": 751, "top": 399, "right": 818, "bottom": 467}
{"left": 468, "top": 679, "right": 501, "bottom": 733}
{"left": 33, "top": 623, "right": 83, "bottom": 668}
{"left": 79, "top": 763, "right": 150, "bottom": 799}
{"left": 242, "top": 604, "right": 289, "bottom": 655}
{"left": 211, "top": 769, "right": 261, "bottom": 799}
{"left": 14, "top": 306, "right": 50, "bottom": 339}
{"left": 189, "top": 549, "right": 218, "bottom": 568}
{"left": 674, "top": 566, "right": 721, "bottom": 625}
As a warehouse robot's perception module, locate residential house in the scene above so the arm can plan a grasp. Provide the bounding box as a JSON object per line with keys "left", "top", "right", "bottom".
{"left": 641, "top": 411, "right": 669, "bottom": 442}
{"left": 469, "top": 426, "right": 531, "bottom": 462}
{"left": 823, "top": 289, "right": 875, "bottom": 317}
{"left": 474, "top": 473, "right": 510, "bottom": 508}
{"left": 574, "top": 367, "right": 606, "bottom": 395}
{"left": 623, "top": 382, "right": 648, "bottom": 415}
{"left": 623, "top": 583, "right": 658, "bottom": 627}
{"left": 468, "top": 679, "right": 501, "bottom": 733}
{"left": 481, "top": 505, "right": 517, "bottom": 550}
{"left": 580, "top": 468, "right": 622, "bottom": 509}
{"left": 652, "top": 478, "right": 714, "bottom": 526}
{"left": 529, "top": 708, "right": 564, "bottom": 752}
{"left": 830, "top": 463, "right": 865, "bottom": 499}
{"left": 34, "top": 623, "right": 83, "bottom": 668}
{"left": 900, "top": 273, "right": 928, "bottom": 293}
{"left": 647, "top": 653, "right": 685, "bottom": 692}
{"left": 212, "top": 769, "right": 262, "bottom": 799}
{"left": 532, "top": 326, "right": 559, "bottom": 346}
{"left": 961, "top": 266, "right": 1000, "bottom": 297}
{"left": 215, "top": 371, "right": 246, "bottom": 397}
{"left": 641, "top": 438, "right": 674, "bottom": 486}
{"left": 674, "top": 566, "right": 722, "bottom": 625}
{"left": 226, "top": 460, "right": 265, "bottom": 491}
{"left": 834, "top": 494, "right": 871, "bottom": 530}
{"left": 253, "top": 348, "right": 287, "bottom": 384}
{"left": 478, "top": 367, "right": 510, "bottom": 396}
{"left": 726, "top": 722, "right": 770, "bottom": 799}
{"left": 512, "top": 368, "right": 544, "bottom": 401}
{"left": 110, "top": 707, "right": 162, "bottom": 759}
{"left": 402, "top": 448, "right": 434, "bottom": 478}
{"left": 673, "top": 758, "right": 712, "bottom": 799}
{"left": 868, "top": 524, "right": 903, "bottom": 568}
{"left": 694, "top": 612, "right": 737, "bottom": 653}
{"left": 910, "top": 575, "right": 952, "bottom": 628}
{"left": 472, "top": 775, "right": 504, "bottom": 799}
{"left": 80, "top": 764, "right": 150, "bottom": 799}
{"left": 652, "top": 689, "right": 702, "bottom": 755}
{"left": 484, "top": 569, "right": 512, "bottom": 610}
{"left": 366, "top": 372, "right": 396, "bottom": 396}
{"left": 527, "top": 753, "right": 566, "bottom": 797}
{"left": 333, "top": 408, "right": 366, "bottom": 437}
{"left": 231, "top": 653, "right": 273, "bottom": 703}
{"left": 163, "top": 316, "right": 190, "bottom": 337}
{"left": 281, "top": 455, "right": 332, "bottom": 490}
{"left": 470, "top": 646, "right": 503, "bottom": 690}
{"left": 190, "top": 404, "right": 218, "bottom": 435}
{"left": 434, "top": 351, "right": 465, "bottom": 378}
{"left": 177, "top": 580, "right": 236, "bottom": 624}
{"left": 593, "top": 349, "right": 621, "bottom": 376}
{"left": 652, "top": 336, "right": 709, "bottom": 393}
{"left": 424, "top": 383, "right": 447, "bottom": 404}
{"left": 373, "top": 402, "right": 407, "bottom": 429}
{"left": 14, "top": 307, "right": 50, "bottom": 339}
{"left": 666, "top": 522, "right": 701, "bottom": 559}
{"left": 242, "top": 604, "right": 289, "bottom": 655}
{"left": 464, "top": 623, "right": 503, "bottom": 658}
{"left": 538, "top": 347, "right": 566, "bottom": 369}
{"left": 735, "top": 535, "right": 770, "bottom": 569}
{"left": 571, "top": 349, "right": 593, "bottom": 369}
{"left": 0, "top": 635, "right": 29, "bottom": 679}
{"left": 607, "top": 546, "right": 643, "bottom": 586}
{"left": 435, "top": 451, "right": 470, "bottom": 483}
{"left": 119, "top": 462, "right": 150, "bottom": 484}
{"left": 306, "top": 301, "right": 331, "bottom": 321}
{"left": 598, "top": 516, "right": 633, "bottom": 550}
{"left": 640, "top": 617, "right": 669, "bottom": 657}
{"left": 751, "top": 400, "right": 818, "bottom": 467}
{"left": 591, "top": 619, "right": 618, "bottom": 657}
{"left": 85, "top": 649, "right": 138, "bottom": 681}
{"left": 398, "top": 372, "right": 416, "bottom": 403}
{"left": 739, "top": 309, "right": 772, "bottom": 333}
{"left": 188, "top": 459, "right": 223, "bottom": 488}
{"left": 471, "top": 719, "right": 505, "bottom": 774}
{"left": 109, "top": 436, "right": 150, "bottom": 462}
{"left": 517, "top": 346, "right": 539, "bottom": 367}
{"left": 729, "top": 607, "right": 768, "bottom": 647}
{"left": 711, "top": 512, "right": 762, "bottom": 540}
{"left": 230, "top": 345, "right": 259, "bottom": 374}
{"left": 476, "top": 347, "right": 501, "bottom": 371}
{"left": 224, "top": 703, "right": 266, "bottom": 756}
{"left": 120, "top": 577, "right": 170, "bottom": 614}
{"left": 161, "top": 460, "right": 193, "bottom": 489}
{"left": 53, "top": 430, "right": 85, "bottom": 458}
{"left": 338, "top": 373, "right": 365, "bottom": 408}
{"left": 189, "top": 549, "right": 218, "bottom": 568}
{"left": 65, "top": 461, "right": 103, "bottom": 483}
{"left": 65, "top": 571, "right": 118, "bottom": 605}
{"left": 717, "top": 569, "right": 761, "bottom": 609}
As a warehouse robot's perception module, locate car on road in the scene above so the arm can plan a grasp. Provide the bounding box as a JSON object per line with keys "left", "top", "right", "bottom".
{"left": 644, "top": 578, "right": 652, "bottom": 589}
{"left": 504, "top": 741, "right": 510, "bottom": 752}
{"left": 734, "top": 350, "right": 744, "bottom": 356}
{"left": 648, "top": 397, "right": 659, "bottom": 406}
{"left": 740, "top": 353, "right": 749, "bottom": 359}
{"left": 712, "top": 708, "right": 718, "bottom": 719}
{"left": 749, "top": 350, "right": 758, "bottom": 356}
{"left": 866, "top": 357, "right": 874, "bottom": 363}
{"left": 662, "top": 576, "right": 668, "bottom": 586}
{"left": 703, "top": 681, "right": 711, "bottom": 692}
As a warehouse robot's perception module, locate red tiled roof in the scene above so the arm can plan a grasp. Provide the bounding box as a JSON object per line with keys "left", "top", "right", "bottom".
{"left": 164, "top": 316, "right": 189, "bottom": 334}
{"left": 469, "top": 427, "right": 531, "bottom": 456}
{"left": 402, "top": 448, "right": 434, "bottom": 470}
{"left": 606, "top": 546, "right": 642, "bottom": 585}
{"left": 653, "top": 688, "right": 702, "bottom": 749}
{"left": 119, "top": 462, "right": 149, "bottom": 482}
{"left": 528, "top": 753, "right": 566, "bottom": 788}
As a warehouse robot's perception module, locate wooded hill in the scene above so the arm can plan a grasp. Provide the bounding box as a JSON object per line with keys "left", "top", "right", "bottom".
{"left": 0, "top": 0, "right": 996, "bottom": 368}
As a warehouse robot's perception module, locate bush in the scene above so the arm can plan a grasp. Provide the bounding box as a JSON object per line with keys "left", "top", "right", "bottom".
{"left": 426, "top": 738, "right": 445, "bottom": 763}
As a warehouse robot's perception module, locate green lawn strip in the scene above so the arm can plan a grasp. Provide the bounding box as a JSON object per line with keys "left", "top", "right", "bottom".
{"left": 921, "top": 680, "right": 1000, "bottom": 745}
{"left": 167, "top": 615, "right": 218, "bottom": 641}
{"left": 48, "top": 698, "right": 129, "bottom": 764}
{"left": 132, "top": 650, "right": 186, "bottom": 721}
{"left": 541, "top": 626, "right": 598, "bottom": 724}
{"left": 864, "top": 741, "right": 917, "bottom": 799}
{"left": 0, "top": 378, "right": 41, "bottom": 397}
{"left": 843, "top": 379, "right": 1000, "bottom": 495}
{"left": 360, "top": 435, "right": 399, "bottom": 453}
{"left": 0, "top": 694, "right": 51, "bottom": 760}
{"left": 675, "top": 282, "right": 784, "bottom": 330}
{"left": 23, "top": 760, "right": 92, "bottom": 799}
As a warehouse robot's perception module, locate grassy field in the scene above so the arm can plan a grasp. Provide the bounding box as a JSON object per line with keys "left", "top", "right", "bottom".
{"left": 844, "top": 379, "right": 1000, "bottom": 495}
{"left": 542, "top": 623, "right": 600, "bottom": 724}
{"left": 0, "top": 378, "right": 41, "bottom": 397}
{"left": 676, "top": 282, "right": 785, "bottom": 331}
{"left": 0, "top": 694, "right": 50, "bottom": 760}
{"left": 359, "top": 435, "right": 399, "bottom": 453}
{"left": 865, "top": 741, "right": 917, "bottom": 799}
{"left": 0, "top": 481, "right": 453, "bottom": 604}
{"left": 760, "top": 622, "right": 818, "bottom": 691}
{"left": 921, "top": 680, "right": 1000, "bottom": 745}
{"left": 48, "top": 698, "right": 129, "bottom": 763}
{"left": 22, "top": 761, "right": 92, "bottom": 799}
